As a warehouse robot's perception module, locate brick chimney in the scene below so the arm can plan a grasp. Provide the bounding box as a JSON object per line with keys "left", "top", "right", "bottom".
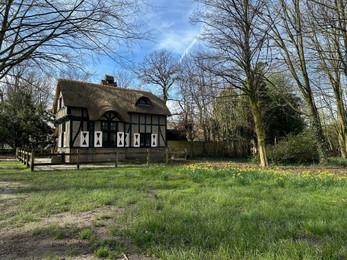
{"left": 101, "top": 75, "right": 117, "bottom": 87}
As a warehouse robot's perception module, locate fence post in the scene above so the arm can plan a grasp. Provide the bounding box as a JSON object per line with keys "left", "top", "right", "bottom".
{"left": 165, "top": 149, "right": 169, "bottom": 164}
{"left": 184, "top": 148, "right": 188, "bottom": 160}
{"left": 30, "top": 149, "right": 35, "bottom": 172}
{"left": 26, "top": 151, "right": 29, "bottom": 167}
{"left": 77, "top": 149, "right": 80, "bottom": 170}
{"left": 115, "top": 149, "right": 118, "bottom": 167}
{"left": 146, "top": 148, "right": 150, "bottom": 165}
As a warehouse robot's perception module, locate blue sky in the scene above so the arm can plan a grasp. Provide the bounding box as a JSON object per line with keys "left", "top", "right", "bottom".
{"left": 91, "top": 0, "right": 201, "bottom": 83}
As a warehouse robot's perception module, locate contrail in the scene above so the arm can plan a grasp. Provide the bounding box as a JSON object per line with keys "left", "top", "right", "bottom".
{"left": 179, "top": 37, "right": 198, "bottom": 63}
{"left": 179, "top": 25, "right": 205, "bottom": 63}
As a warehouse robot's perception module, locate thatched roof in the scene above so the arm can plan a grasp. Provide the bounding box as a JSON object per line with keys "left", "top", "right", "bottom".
{"left": 53, "top": 79, "right": 171, "bottom": 122}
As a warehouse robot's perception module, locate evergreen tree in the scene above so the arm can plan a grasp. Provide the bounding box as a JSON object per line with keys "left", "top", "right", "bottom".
{"left": 260, "top": 76, "right": 305, "bottom": 145}
{"left": 213, "top": 76, "right": 305, "bottom": 146}
{"left": 0, "top": 90, "right": 53, "bottom": 148}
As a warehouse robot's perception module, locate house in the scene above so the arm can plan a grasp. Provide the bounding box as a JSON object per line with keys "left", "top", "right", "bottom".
{"left": 52, "top": 76, "right": 171, "bottom": 162}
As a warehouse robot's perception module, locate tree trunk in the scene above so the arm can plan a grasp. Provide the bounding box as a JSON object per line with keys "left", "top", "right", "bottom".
{"left": 306, "top": 95, "right": 328, "bottom": 163}
{"left": 333, "top": 88, "right": 347, "bottom": 158}
{"left": 337, "top": 126, "right": 347, "bottom": 158}
{"left": 163, "top": 87, "right": 169, "bottom": 103}
{"left": 249, "top": 96, "right": 268, "bottom": 168}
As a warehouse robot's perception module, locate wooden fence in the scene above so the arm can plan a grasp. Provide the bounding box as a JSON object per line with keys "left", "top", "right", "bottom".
{"left": 167, "top": 140, "right": 250, "bottom": 158}
{"left": 16, "top": 148, "right": 187, "bottom": 172}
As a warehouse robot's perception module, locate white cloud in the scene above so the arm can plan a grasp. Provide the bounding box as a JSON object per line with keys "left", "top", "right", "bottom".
{"left": 141, "top": 0, "right": 201, "bottom": 56}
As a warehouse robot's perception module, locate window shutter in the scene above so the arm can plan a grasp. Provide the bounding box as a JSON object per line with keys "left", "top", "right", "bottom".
{"left": 151, "top": 134, "right": 157, "bottom": 147}
{"left": 58, "top": 133, "right": 62, "bottom": 148}
{"left": 134, "top": 133, "right": 140, "bottom": 147}
{"left": 80, "top": 131, "right": 89, "bottom": 147}
{"left": 63, "top": 132, "right": 67, "bottom": 147}
{"left": 94, "top": 131, "right": 102, "bottom": 147}
{"left": 117, "top": 132, "right": 124, "bottom": 147}
{"left": 125, "top": 133, "right": 130, "bottom": 147}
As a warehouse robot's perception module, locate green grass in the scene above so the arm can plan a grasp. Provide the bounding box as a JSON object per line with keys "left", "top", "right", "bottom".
{"left": 1, "top": 160, "right": 347, "bottom": 259}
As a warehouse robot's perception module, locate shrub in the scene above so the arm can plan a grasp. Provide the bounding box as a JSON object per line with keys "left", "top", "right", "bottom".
{"left": 267, "top": 131, "right": 319, "bottom": 164}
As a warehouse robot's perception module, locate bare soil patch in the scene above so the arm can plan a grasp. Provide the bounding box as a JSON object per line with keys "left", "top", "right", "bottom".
{"left": 0, "top": 205, "right": 155, "bottom": 259}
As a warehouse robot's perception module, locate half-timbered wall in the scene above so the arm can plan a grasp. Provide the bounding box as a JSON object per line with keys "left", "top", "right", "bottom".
{"left": 56, "top": 93, "right": 67, "bottom": 119}
{"left": 67, "top": 107, "right": 88, "bottom": 148}
{"left": 129, "top": 113, "right": 166, "bottom": 147}
{"left": 56, "top": 107, "right": 167, "bottom": 152}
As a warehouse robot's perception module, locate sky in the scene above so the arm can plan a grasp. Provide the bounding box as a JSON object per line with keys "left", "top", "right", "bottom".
{"left": 91, "top": 0, "right": 202, "bottom": 83}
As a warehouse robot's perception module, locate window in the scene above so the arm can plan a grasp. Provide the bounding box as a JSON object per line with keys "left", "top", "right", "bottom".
{"left": 58, "top": 97, "right": 64, "bottom": 110}
{"left": 59, "top": 122, "right": 66, "bottom": 148}
{"left": 101, "top": 122, "right": 108, "bottom": 131}
{"left": 103, "top": 132, "right": 116, "bottom": 148}
{"left": 100, "top": 112, "right": 120, "bottom": 148}
{"left": 110, "top": 122, "right": 117, "bottom": 131}
{"left": 88, "top": 122, "right": 94, "bottom": 147}
{"left": 140, "top": 133, "right": 151, "bottom": 147}
{"left": 136, "top": 97, "right": 152, "bottom": 107}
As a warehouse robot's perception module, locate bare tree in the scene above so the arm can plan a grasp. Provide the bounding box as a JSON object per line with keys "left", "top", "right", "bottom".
{"left": 193, "top": 0, "right": 271, "bottom": 167}
{"left": 305, "top": 0, "right": 347, "bottom": 158}
{"left": 1, "top": 64, "right": 53, "bottom": 104}
{"left": 266, "top": 0, "right": 329, "bottom": 163}
{"left": 177, "top": 55, "right": 219, "bottom": 142}
{"left": 0, "top": 69, "right": 53, "bottom": 148}
{"left": 134, "top": 49, "right": 179, "bottom": 102}
{"left": 0, "top": 0, "right": 145, "bottom": 80}
{"left": 113, "top": 69, "right": 134, "bottom": 88}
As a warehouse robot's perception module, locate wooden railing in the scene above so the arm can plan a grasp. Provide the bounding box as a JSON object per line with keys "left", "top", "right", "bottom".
{"left": 16, "top": 148, "right": 187, "bottom": 172}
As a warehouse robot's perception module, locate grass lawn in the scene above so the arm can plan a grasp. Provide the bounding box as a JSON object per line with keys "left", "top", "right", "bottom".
{"left": 1, "top": 160, "right": 347, "bottom": 259}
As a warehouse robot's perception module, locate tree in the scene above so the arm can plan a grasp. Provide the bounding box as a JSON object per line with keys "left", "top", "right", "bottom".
{"left": 213, "top": 87, "right": 254, "bottom": 143}
{"left": 213, "top": 75, "right": 305, "bottom": 147}
{"left": 113, "top": 69, "right": 134, "bottom": 88}
{"left": 305, "top": 0, "right": 347, "bottom": 158}
{"left": 193, "top": 0, "right": 271, "bottom": 167}
{"left": 0, "top": 69, "right": 53, "bottom": 148}
{"left": 0, "top": 90, "right": 53, "bottom": 148}
{"left": 261, "top": 76, "right": 305, "bottom": 144}
{"left": 265, "top": 0, "right": 329, "bottom": 163}
{"left": 134, "top": 50, "right": 179, "bottom": 102}
{"left": 0, "top": 0, "right": 144, "bottom": 79}
{"left": 177, "top": 55, "right": 219, "bottom": 142}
